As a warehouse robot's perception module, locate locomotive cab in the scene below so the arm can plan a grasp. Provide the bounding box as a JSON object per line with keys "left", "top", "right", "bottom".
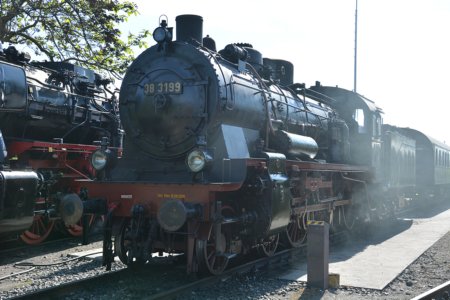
{"left": 309, "top": 83, "right": 383, "bottom": 174}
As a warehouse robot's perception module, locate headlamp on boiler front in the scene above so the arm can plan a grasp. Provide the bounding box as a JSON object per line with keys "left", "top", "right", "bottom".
{"left": 186, "top": 149, "right": 212, "bottom": 173}
{"left": 91, "top": 149, "right": 110, "bottom": 171}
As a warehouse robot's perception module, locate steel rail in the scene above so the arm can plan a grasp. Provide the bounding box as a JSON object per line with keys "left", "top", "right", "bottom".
{"left": 147, "top": 246, "right": 307, "bottom": 300}
{"left": 411, "top": 280, "right": 450, "bottom": 300}
{"left": 148, "top": 232, "right": 348, "bottom": 300}
{"left": 6, "top": 231, "right": 343, "bottom": 299}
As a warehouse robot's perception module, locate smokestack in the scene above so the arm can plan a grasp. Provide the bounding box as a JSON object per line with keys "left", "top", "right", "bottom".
{"left": 176, "top": 15, "right": 203, "bottom": 45}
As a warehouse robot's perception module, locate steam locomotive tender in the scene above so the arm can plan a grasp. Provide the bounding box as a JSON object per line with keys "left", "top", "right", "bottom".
{"left": 72, "top": 15, "right": 403, "bottom": 275}
{"left": 0, "top": 45, "right": 122, "bottom": 243}
{"left": 310, "top": 86, "right": 450, "bottom": 209}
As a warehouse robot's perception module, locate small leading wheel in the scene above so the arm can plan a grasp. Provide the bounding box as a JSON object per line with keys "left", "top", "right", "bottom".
{"left": 65, "top": 214, "right": 96, "bottom": 236}
{"left": 285, "top": 213, "right": 307, "bottom": 248}
{"left": 258, "top": 233, "right": 280, "bottom": 257}
{"left": 114, "top": 219, "right": 131, "bottom": 265}
{"left": 196, "top": 228, "right": 229, "bottom": 275}
{"left": 20, "top": 215, "right": 55, "bottom": 245}
{"left": 114, "top": 219, "right": 148, "bottom": 266}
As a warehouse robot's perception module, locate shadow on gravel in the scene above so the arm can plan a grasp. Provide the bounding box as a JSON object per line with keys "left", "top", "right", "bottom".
{"left": 0, "top": 233, "right": 103, "bottom": 265}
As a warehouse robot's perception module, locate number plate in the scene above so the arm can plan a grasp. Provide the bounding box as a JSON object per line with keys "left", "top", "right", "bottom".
{"left": 144, "top": 82, "right": 183, "bottom": 95}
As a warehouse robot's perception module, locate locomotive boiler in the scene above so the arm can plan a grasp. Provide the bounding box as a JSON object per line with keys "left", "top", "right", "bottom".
{"left": 76, "top": 15, "right": 373, "bottom": 274}
{"left": 0, "top": 45, "right": 121, "bottom": 146}
{"left": 0, "top": 45, "right": 122, "bottom": 243}
{"left": 118, "top": 17, "right": 351, "bottom": 179}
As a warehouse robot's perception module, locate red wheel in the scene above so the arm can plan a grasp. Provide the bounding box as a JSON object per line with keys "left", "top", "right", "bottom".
{"left": 20, "top": 215, "right": 55, "bottom": 245}
{"left": 66, "top": 214, "right": 97, "bottom": 236}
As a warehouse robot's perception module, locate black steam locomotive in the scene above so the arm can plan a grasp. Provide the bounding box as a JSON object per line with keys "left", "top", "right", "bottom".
{"left": 72, "top": 15, "right": 450, "bottom": 274}
{"left": 0, "top": 45, "right": 122, "bottom": 243}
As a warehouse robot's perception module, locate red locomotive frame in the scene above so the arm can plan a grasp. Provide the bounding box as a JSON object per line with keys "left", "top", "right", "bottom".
{"left": 8, "top": 139, "right": 105, "bottom": 244}
{"left": 79, "top": 158, "right": 371, "bottom": 273}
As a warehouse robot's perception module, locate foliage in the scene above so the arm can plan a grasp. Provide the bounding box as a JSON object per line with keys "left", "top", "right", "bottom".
{"left": 0, "top": 0, "right": 150, "bottom": 78}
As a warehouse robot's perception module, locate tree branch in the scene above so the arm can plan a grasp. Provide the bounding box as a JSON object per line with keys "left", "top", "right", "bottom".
{"left": 15, "top": 31, "right": 53, "bottom": 58}
{"left": 63, "top": 0, "right": 95, "bottom": 56}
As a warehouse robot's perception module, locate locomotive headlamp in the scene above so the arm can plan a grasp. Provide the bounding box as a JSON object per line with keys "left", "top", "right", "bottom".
{"left": 153, "top": 27, "right": 172, "bottom": 43}
{"left": 153, "top": 18, "right": 172, "bottom": 43}
{"left": 91, "top": 149, "right": 109, "bottom": 171}
{"left": 186, "top": 149, "right": 212, "bottom": 173}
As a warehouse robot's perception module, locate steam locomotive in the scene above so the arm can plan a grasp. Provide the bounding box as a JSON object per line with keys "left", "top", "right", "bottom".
{"left": 0, "top": 45, "right": 122, "bottom": 244}
{"left": 71, "top": 15, "right": 450, "bottom": 274}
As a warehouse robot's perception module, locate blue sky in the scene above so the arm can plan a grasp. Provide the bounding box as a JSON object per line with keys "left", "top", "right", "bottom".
{"left": 124, "top": 0, "right": 450, "bottom": 143}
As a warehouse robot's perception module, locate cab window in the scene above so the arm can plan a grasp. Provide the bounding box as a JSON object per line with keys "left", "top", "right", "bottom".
{"left": 352, "top": 108, "right": 366, "bottom": 133}
{"left": 372, "top": 115, "right": 382, "bottom": 137}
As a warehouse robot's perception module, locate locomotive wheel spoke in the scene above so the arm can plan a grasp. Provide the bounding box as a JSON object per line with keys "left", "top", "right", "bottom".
{"left": 114, "top": 219, "right": 141, "bottom": 266}
{"left": 285, "top": 213, "right": 307, "bottom": 247}
{"left": 20, "top": 216, "right": 55, "bottom": 245}
{"left": 197, "top": 205, "right": 236, "bottom": 275}
{"left": 258, "top": 233, "right": 280, "bottom": 257}
{"left": 196, "top": 228, "right": 229, "bottom": 275}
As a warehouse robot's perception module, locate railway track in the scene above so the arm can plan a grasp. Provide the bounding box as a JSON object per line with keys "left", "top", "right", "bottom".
{"left": 149, "top": 231, "right": 349, "bottom": 299}
{"left": 6, "top": 231, "right": 350, "bottom": 299}
{"left": 7, "top": 245, "right": 305, "bottom": 300}
{"left": 411, "top": 280, "right": 450, "bottom": 300}
{"left": 2, "top": 203, "right": 448, "bottom": 299}
{"left": 148, "top": 245, "right": 307, "bottom": 300}
{"left": 1, "top": 211, "right": 423, "bottom": 300}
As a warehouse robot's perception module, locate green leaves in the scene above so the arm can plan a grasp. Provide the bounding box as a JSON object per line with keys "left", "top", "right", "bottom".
{"left": 0, "top": 0, "right": 151, "bottom": 78}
